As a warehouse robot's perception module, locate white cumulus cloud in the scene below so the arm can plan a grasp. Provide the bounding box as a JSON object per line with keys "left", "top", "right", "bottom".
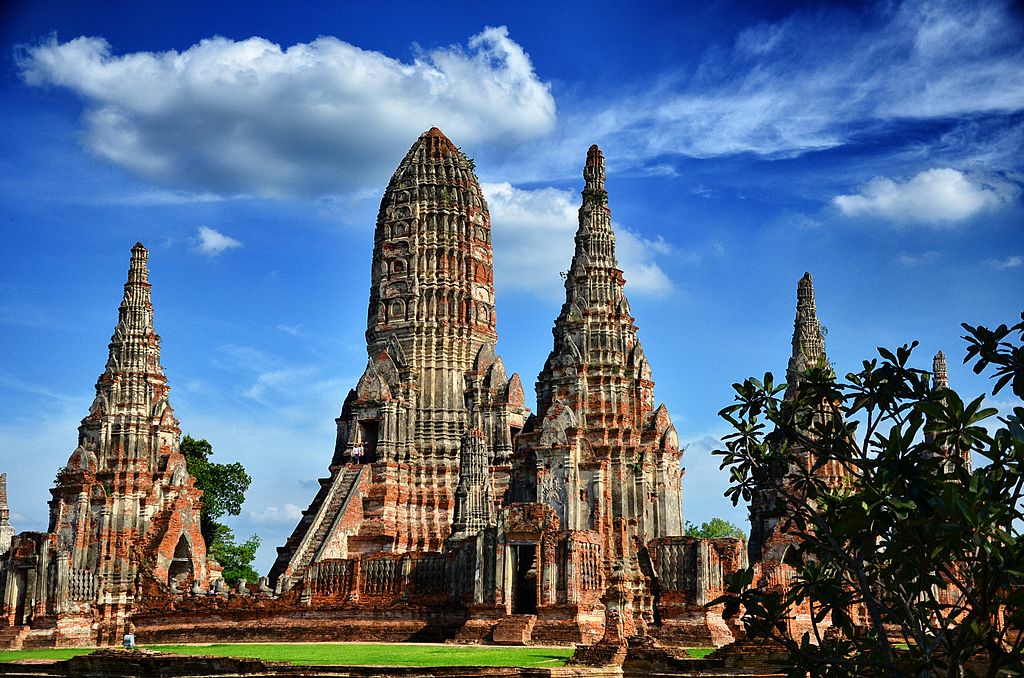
{"left": 195, "top": 226, "right": 242, "bottom": 256}
{"left": 832, "top": 168, "right": 1010, "bottom": 225}
{"left": 483, "top": 182, "right": 673, "bottom": 299}
{"left": 17, "top": 27, "right": 555, "bottom": 198}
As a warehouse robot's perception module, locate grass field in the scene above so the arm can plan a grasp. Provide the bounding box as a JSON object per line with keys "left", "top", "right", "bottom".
{"left": 0, "top": 642, "right": 715, "bottom": 666}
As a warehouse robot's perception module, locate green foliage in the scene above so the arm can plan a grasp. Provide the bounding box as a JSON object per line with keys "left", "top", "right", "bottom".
{"left": 714, "top": 312, "right": 1024, "bottom": 677}
{"left": 180, "top": 435, "right": 259, "bottom": 585}
{"left": 685, "top": 517, "right": 746, "bottom": 539}
{"left": 181, "top": 434, "right": 252, "bottom": 544}
{"left": 457, "top": 146, "right": 475, "bottom": 172}
{"left": 583, "top": 188, "right": 608, "bottom": 205}
{"left": 208, "top": 524, "right": 261, "bottom": 586}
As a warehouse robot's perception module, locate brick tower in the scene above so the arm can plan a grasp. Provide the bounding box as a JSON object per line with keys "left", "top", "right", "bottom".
{"left": 0, "top": 244, "right": 210, "bottom": 646}
{"left": 514, "top": 145, "right": 684, "bottom": 628}
{"left": 270, "top": 129, "right": 527, "bottom": 588}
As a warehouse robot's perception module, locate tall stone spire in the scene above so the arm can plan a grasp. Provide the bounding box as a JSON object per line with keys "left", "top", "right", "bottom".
{"left": 0, "top": 473, "right": 13, "bottom": 556}
{"left": 78, "top": 242, "right": 179, "bottom": 467}
{"left": 517, "top": 144, "right": 683, "bottom": 620}
{"left": 933, "top": 351, "right": 949, "bottom": 390}
{"left": 785, "top": 272, "right": 827, "bottom": 399}
{"left": 1, "top": 244, "right": 212, "bottom": 645}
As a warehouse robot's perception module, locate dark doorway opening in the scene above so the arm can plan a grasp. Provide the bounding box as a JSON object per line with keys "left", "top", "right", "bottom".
{"left": 168, "top": 535, "right": 193, "bottom": 590}
{"left": 13, "top": 570, "right": 26, "bottom": 625}
{"left": 358, "top": 420, "right": 379, "bottom": 462}
{"left": 512, "top": 544, "right": 538, "bottom": 615}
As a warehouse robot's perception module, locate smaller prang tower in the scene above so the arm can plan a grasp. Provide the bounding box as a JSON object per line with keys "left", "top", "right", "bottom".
{"left": 515, "top": 145, "right": 684, "bottom": 627}
{"left": 0, "top": 244, "right": 211, "bottom": 646}
{"left": 748, "top": 272, "right": 832, "bottom": 563}
{"left": 926, "top": 350, "right": 973, "bottom": 473}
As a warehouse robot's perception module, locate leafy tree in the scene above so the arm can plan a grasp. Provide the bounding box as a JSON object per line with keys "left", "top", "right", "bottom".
{"left": 685, "top": 517, "right": 747, "bottom": 540}
{"left": 181, "top": 435, "right": 260, "bottom": 585}
{"left": 715, "top": 313, "right": 1024, "bottom": 677}
{"left": 208, "top": 524, "right": 261, "bottom": 586}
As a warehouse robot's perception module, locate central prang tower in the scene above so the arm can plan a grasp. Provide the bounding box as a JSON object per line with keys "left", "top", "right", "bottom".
{"left": 270, "top": 129, "right": 527, "bottom": 587}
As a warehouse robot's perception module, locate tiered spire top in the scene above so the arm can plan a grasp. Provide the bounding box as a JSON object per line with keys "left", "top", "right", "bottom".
{"left": 83, "top": 243, "right": 176, "bottom": 460}
{"left": 786, "top": 272, "right": 827, "bottom": 397}
{"left": 117, "top": 242, "right": 155, "bottom": 336}
{"left": 568, "top": 144, "right": 617, "bottom": 276}
{"left": 584, "top": 144, "right": 606, "bottom": 192}
{"left": 416, "top": 126, "right": 460, "bottom": 160}
{"left": 933, "top": 351, "right": 948, "bottom": 390}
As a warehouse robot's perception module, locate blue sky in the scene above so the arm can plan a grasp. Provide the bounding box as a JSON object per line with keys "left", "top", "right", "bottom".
{"left": 1, "top": 0, "right": 1021, "bottom": 572}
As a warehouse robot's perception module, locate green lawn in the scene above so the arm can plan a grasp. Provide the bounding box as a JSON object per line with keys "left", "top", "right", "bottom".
{"left": 0, "top": 643, "right": 717, "bottom": 666}
{"left": 0, "top": 648, "right": 93, "bottom": 663}
{"left": 0, "top": 643, "right": 574, "bottom": 667}
{"left": 683, "top": 647, "right": 715, "bottom": 658}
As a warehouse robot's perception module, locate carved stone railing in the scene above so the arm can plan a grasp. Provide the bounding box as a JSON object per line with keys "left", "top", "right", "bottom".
{"left": 66, "top": 568, "right": 97, "bottom": 601}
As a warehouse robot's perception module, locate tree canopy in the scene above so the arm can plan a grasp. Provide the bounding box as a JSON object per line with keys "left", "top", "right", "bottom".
{"left": 685, "top": 517, "right": 746, "bottom": 540}
{"left": 181, "top": 435, "right": 260, "bottom": 584}
{"left": 715, "top": 313, "right": 1024, "bottom": 677}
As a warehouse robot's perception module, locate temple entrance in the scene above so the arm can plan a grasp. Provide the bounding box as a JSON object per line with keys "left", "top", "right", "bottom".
{"left": 511, "top": 544, "right": 537, "bottom": 615}
{"left": 358, "top": 420, "right": 379, "bottom": 463}
{"left": 167, "top": 535, "right": 193, "bottom": 590}
{"left": 12, "top": 570, "right": 26, "bottom": 625}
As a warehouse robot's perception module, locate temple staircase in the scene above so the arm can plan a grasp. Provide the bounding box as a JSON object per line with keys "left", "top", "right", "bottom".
{"left": 287, "top": 465, "right": 367, "bottom": 578}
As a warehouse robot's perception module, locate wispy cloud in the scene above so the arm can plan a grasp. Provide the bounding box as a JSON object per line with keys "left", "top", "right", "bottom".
{"left": 898, "top": 250, "right": 942, "bottom": 267}
{"left": 833, "top": 168, "right": 1012, "bottom": 225}
{"left": 248, "top": 503, "right": 304, "bottom": 525}
{"left": 505, "top": 0, "right": 1024, "bottom": 182}
{"left": 17, "top": 27, "right": 555, "bottom": 198}
{"left": 483, "top": 182, "right": 673, "bottom": 299}
{"left": 987, "top": 254, "right": 1023, "bottom": 270}
{"left": 195, "top": 226, "right": 242, "bottom": 256}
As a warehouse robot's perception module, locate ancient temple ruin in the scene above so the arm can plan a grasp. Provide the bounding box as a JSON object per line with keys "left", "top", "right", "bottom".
{"left": 1, "top": 129, "right": 749, "bottom": 649}
{"left": 269, "top": 128, "right": 528, "bottom": 587}
{"left": 0, "top": 244, "right": 212, "bottom": 648}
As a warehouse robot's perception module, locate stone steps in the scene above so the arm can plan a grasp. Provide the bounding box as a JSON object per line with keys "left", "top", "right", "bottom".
{"left": 492, "top": 614, "right": 535, "bottom": 645}
{"left": 292, "top": 466, "right": 363, "bottom": 575}
{"left": 0, "top": 626, "right": 29, "bottom": 650}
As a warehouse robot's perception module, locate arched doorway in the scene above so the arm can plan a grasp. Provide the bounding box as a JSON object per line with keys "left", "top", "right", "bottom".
{"left": 167, "top": 535, "right": 193, "bottom": 590}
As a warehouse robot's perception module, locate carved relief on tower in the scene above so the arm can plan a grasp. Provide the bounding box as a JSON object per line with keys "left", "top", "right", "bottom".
{"left": 537, "top": 467, "right": 567, "bottom": 526}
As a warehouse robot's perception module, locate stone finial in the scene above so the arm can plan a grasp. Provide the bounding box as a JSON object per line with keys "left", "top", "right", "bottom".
{"left": 584, "top": 144, "right": 606, "bottom": 193}
{"left": 933, "top": 351, "right": 949, "bottom": 390}
{"left": 786, "top": 272, "right": 827, "bottom": 398}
